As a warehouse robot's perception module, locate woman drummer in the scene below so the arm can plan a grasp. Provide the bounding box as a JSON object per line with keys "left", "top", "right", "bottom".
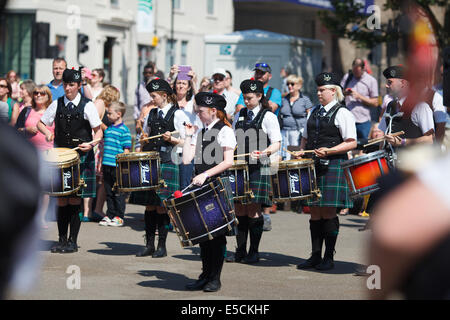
{"left": 295, "top": 72, "right": 357, "bottom": 271}
{"left": 227, "top": 79, "right": 281, "bottom": 264}
{"left": 134, "top": 78, "right": 189, "bottom": 258}
{"left": 182, "top": 91, "right": 236, "bottom": 292}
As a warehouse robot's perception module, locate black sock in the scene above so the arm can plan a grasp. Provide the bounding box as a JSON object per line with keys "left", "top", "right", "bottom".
{"left": 322, "top": 217, "right": 339, "bottom": 259}
{"left": 144, "top": 210, "right": 157, "bottom": 236}
{"left": 310, "top": 219, "right": 324, "bottom": 256}
{"left": 69, "top": 204, "right": 81, "bottom": 244}
{"left": 248, "top": 216, "right": 264, "bottom": 254}
{"left": 57, "top": 205, "right": 70, "bottom": 239}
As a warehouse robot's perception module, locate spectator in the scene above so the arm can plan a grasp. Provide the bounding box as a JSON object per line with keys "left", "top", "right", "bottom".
{"left": 88, "top": 68, "right": 105, "bottom": 100}
{"left": 0, "top": 77, "right": 15, "bottom": 122}
{"left": 235, "top": 62, "right": 282, "bottom": 116}
{"left": 199, "top": 76, "right": 212, "bottom": 93}
{"left": 133, "top": 62, "right": 154, "bottom": 125}
{"left": 340, "top": 58, "right": 379, "bottom": 141}
{"left": 6, "top": 70, "right": 20, "bottom": 101}
{"left": 225, "top": 70, "right": 241, "bottom": 96}
{"left": 279, "top": 74, "right": 313, "bottom": 160}
{"left": 211, "top": 68, "right": 239, "bottom": 121}
{"left": 280, "top": 67, "right": 290, "bottom": 98}
{"left": 10, "top": 79, "right": 35, "bottom": 127}
{"left": 47, "top": 58, "right": 67, "bottom": 101}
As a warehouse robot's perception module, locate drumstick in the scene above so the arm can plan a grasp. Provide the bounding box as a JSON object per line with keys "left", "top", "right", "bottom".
{"left": 140, "top": 130, "right": 179, "bottom": 142}
{"left": 364, "top": 131, "right": 405, "bottom": 148}
{"left": 59, "top": 138, "right": 103, "bottom": 155}
{"left": 234, "top": 153, "right": 251, "bottom": 158}
{"left": 284, "top": 148, "right": 337, "bottom": 155}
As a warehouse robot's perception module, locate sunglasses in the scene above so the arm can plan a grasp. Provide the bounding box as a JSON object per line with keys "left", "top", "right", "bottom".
{"left": 212, "top": 76, "right": 225, "bottom": 82}
{"left": 33, "top": 91, "right": 47, "bottom": 96}
{"left": 255, "top": 63, "right": 269, "bottom": 68}
{"left": 0, "top": 84, "right": 8, "bottom": 89}
{"left": 287, "top": 82, "right": 297, "bottom": 86}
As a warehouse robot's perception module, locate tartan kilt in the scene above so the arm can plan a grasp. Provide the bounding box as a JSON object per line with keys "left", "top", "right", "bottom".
{"left": 128, "top": 162, "right": 179, "bottom": 206}
{"left": 79, "top": 150, "right": 96, "bottom": 198}
{"left": 247, "top": 165, "right": 272, "bottom": 206}
{"left": 307, "top": 158, "right": 353, "bottom": 208}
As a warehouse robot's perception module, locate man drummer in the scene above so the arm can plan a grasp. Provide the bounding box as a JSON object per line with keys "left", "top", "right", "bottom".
{"left": 182, "top": 92, "right": 236, "bottom": 292}
{"left": 38, "top": 68, "right": 103, "bottom": 253}
{"left": 295, "top": 72, "right": 357, "bottom": 271}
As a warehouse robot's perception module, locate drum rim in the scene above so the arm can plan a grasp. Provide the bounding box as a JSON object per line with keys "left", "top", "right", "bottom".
{"left": 179, "top": 218, "right": 236, "bottom": 247}
{"left": 44, "top": 186, "right": 81, "bottom": 197}
{"left": 276, "top": 159, "right": 314, "bottom": 169}
{"left": 43, "top": 148, "right": 80, "bottom": 166}
{"left": 116, "top": 185, "right": 161, "bottom": 192}
{"left": 341, "top": 150, "right": 387, "bottom": 168}
{"left": 116, "top": 151, "right": 160, "bottom": 161}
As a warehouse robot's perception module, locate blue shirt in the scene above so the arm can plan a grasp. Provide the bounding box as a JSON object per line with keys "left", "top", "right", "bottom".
{"left": 236, "top": 86, "right": 282, "bottom": 115}
{"left": 47, "top": 81, "right": 65, "bottom": 101}
{"left": 102, "top": 122, "right": 132, "bottom": 167}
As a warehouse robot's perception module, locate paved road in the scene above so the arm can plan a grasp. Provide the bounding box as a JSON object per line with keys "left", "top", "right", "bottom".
{"left": 9, "top": 205, "right": 372, "bottom": 300}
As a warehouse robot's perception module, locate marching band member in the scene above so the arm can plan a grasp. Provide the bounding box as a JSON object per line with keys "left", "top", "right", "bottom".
{"left": 295, "top": 72, "right": 357, "bottom": 271}
{"left": 37, "top": 68, "right": 103, "bottom": 253}
{"left": 134, "top": 79, "right": 189, "bottom": 258}
{"left": 182, "top": 91, "right": 236, "bottom": 292}
{"left": 226, "top": 79, "right": 281, "bottom": 264}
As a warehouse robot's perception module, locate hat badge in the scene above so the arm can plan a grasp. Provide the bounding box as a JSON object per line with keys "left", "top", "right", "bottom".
{"left": 324, "top": 74, "right": 331, "bottom": 82}
{"left": 152, "top": 83, "right": 160, "bottom": 90}
{"left": 74, "top": 72, "right": 80, "bottom": 80}
{"left": 250, "top": 83, "right": 257, "bottom": 91}
{"left": 390, "top": 69, "right": 396, "bottom": 77}
{"left": 205, "top": 97, "right": 213, "bottom": 105}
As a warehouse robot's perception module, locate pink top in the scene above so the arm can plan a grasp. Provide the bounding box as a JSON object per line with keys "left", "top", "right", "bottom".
{"left": 25, "top": 108, "right": 55, "bottom": 150}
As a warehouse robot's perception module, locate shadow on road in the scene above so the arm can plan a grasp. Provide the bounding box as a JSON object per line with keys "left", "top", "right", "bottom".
{"left": 88, "top": 242, "right": 143, "bottom": 256}
{"left": 137, "top": 270, "right": 192, "bottom": 291}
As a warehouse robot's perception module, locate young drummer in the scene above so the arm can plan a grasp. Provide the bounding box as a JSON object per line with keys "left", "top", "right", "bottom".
{"left": 37, "top": 68, "right": 103, "bottom": 253}
{"left": 295, "top": 72, "right": 357, "bottom": 271}
{"left": 182, "top": 91, "right": 236, "bottom": 292}
{"left": 226, "top": 79, "right": 281, "bottom": 264}
{"left": 135, "top": 78, "right": 189, "bottom": 258}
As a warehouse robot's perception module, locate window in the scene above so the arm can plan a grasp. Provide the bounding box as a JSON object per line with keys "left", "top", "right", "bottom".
{"left": 165, "top": 39, "right": 176, "bottom": 75}
{"left": 111, "top": 0, "right": 119, "bottom": 8}
{"left": 207, "top": 0, "right": 214, "bottom": 15}
{"left": 180, "top": 41, "right": 188, "bottom": 65}
{"left": 173, "top": 0, "right": 181, "bottom": 10}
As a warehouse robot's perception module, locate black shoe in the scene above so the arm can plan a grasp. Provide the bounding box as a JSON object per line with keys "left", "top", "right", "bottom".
{"left": 185, "top": 278, "right": 209, "bottom": 291}
{"left": 203, "top": 280, "right": 221, "bottom": 292}
{"left": 243, "top": 251, "right": 259, "bottom": 264}
{"left": 297, "top": 254, "right": 322, "bottom": 269}
{"left": 51, "top": 237, "right": 67, "bottom": 253}
{"left": 61, "top": 240, "right": 78, "bottom": 254}
{"left": 315, "top": 256, "right": 334, "bottom": 271}
{"left": 152, "top": 246, "right": 167, "bottom": 258}
{"left": 225, "top": 252, "right": 245, "bottom": 263}
{"left": 136, "top": 245, "right": 155, "bottom": 257}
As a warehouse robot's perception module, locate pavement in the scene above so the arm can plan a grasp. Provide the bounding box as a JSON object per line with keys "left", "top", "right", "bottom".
{"left": 8, "top": 205, "right": 372, "bottom": 300}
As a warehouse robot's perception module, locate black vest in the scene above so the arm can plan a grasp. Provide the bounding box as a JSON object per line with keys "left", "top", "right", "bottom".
{"left": 143, "top": 105, "right": 178, "bottom": 163}
{"left": 305, "top": 103, "right": 346, "bottom": 160}
{"left": 234, "top": 107, "right": 271, "bottom": 169}
{"left": 54, "top": 96, "right": 93, "bottom": 149}
{"left": 385, "top": 100, "right": 423, "bottom": 140}
{"left": 194, "top": 120, "right": 226, "bottom": 176}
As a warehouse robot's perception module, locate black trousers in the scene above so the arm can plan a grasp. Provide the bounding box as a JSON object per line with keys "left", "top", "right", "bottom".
{"left": 103, "top": 165, "right": 126, "bottom": 219}
{"left": 199, "top": 235, "right": 226, "bottom": 282}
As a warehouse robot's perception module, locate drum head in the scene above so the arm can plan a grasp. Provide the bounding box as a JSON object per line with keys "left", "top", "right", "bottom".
{"left": 277, "top": 159, "right": 314, "bottom": 169}
{"left": 341, "top": 150, "right": 387, "bottom": 168}
{"left": 116, "top": 151, "right": 160, "bottom": 162}
{"left": 43, "top": 148, "right": 79, "bottom": 164}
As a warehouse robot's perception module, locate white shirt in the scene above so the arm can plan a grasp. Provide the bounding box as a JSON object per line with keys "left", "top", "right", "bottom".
{"left": 378, "top": 97, "right": 435, "bottom": 134}
{"left": 432, "top": 91, "right": 447, "bottom": 124}
{"left": 232, "top": 105, "right": 282, "bottom": 144}
{"left": 191, "top": 118, "right": 237, "bottom": 150}
{"left": 181, "top": 98, "right": 203, "bottom": 130}
{"left": 41, "top": 93, "right": 102, "bottom": 128}
{"left": 223, "top": 89, "right": 239, "bottom": 116}
{"left": 302, "top": 100, "right": 357, "bottom": 141}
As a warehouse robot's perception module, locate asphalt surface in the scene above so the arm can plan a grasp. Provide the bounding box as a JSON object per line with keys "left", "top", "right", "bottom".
{"left": 9, "top": 204, "right": 372, "bottom": 300}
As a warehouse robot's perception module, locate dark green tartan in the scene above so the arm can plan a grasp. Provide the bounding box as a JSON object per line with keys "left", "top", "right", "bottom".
{"left": 128, "top": 162, "right": 179, "bottom": 206}
{"left": 248, "top": 165, "right": 272, "bottom": 206}
{"left": 307, "top": 158, "right": 353, "bottom": 208}
{"left": 79, "top": 150, "right": 96, "bottom": 198}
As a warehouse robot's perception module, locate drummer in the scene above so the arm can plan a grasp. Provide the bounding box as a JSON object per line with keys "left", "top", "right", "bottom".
{"left": 135, "top": 78, "right": 189, "bottom": 258}
{"left": 226, "top": 79, "right": 281, "bottom": 264}
{"left": 182, "top": 91, "right": 236, "bottom": 292}
{"left": 37, "top": 68, "right": 103, "bottom": 253}
{"left": 294, "top": 72, "right": 357, "bottom": 271}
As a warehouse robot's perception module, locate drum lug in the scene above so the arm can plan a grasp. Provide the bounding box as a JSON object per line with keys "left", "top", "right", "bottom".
{"left": 79, "top": 179, "right": 87, "bottom": 188}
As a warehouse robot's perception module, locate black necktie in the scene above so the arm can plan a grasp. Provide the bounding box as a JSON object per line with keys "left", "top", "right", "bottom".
{"left": 158, "top": 110, "right": 164, "bottom": 119}
{"left": 247, "top": 110, "right": 254, "bottom": 124}
{"left": 67, "top": 102, "right": 74, "bottom": 110}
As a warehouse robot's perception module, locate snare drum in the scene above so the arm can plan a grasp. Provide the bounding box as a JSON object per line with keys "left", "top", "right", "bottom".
{"left": 163, "top": 177, "right": 236, "bottom": 248}
{"left": 42, "top": 148, "right": 84, "bottom": 197}
{"left": 341, "top": 150, "right": 389, "bottom": 198}
{"left": 270, "top": 159, "right": 321, "bottom": 202}
{"left": 115, "top": 151, "right": 164, "bottom": 192}
{"left": 226, "top": 160, "right": 254, "bottom": 204}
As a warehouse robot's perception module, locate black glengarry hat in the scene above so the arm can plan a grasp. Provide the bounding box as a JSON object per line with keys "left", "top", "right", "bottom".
{"left": 240, "top": 79, "right": 264, "bottom": 94}
{"left": 315, "top": 72, "right": 341, "bottom": 88}
{"left": 195, "top": 91, "right": 227, "bottom": 113}
{"left": 383, "top": 65, "right": 406, "bottom": 80}
{"left": 146, "top": 78, "right": 173, "bottom": 94}
{"left": 63, "top": 68, "right": 82, "bottom": 83}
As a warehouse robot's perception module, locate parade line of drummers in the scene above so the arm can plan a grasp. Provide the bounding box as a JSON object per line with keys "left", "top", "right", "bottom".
{"left": 14, "top": 58, "right": 441, "bottom": 293}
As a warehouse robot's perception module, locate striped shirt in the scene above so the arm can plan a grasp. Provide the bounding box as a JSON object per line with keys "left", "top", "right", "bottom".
{"left": 102, "top": 122, "right": 132, "bottom": 167}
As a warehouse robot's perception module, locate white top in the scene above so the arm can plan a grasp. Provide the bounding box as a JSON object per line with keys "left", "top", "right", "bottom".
{"left": 232, "top": 105, "right": 282, "bottom": 144}
{"left": 191, "top": 118, "right": 237, "bottom": 150}
{"left": 418, "top": 152, "right": 450, "bottom": 210}
{"left": 180, "top": 98, "right": 203, "bottom": 130}
{"left": 41, "top": 93, "right": 102, "bottom": 128}
{"left": 223, "top": 89, "right": 239, "bottom": 116}
{"left": 431, "top": 91, "right": 447, "bottom": 124}
{"left": 302, "top": 100, "right": 357, "bottom": 141}
{"left": 378, "top": 97, "right": 435, "bottom": 134}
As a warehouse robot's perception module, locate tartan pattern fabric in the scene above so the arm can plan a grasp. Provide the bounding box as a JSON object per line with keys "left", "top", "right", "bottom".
{"left": 248, "top": 165, "right": 272, "bottom": 206}
{"left": 307, "top": 159, "right": 353, "bottom": 208}
{"left": 79, "top": 150, "right": 96, "bottom": 198}
{"left": 128, "top": 162, "right": 179, "bottom": 206}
